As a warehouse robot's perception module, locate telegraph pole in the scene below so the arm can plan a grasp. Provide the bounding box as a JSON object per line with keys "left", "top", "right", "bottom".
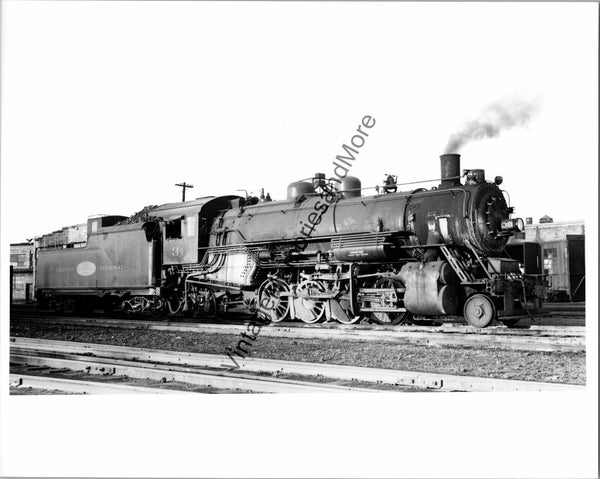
{"left": 175, "top": 182, "right": 194, "bottom": 202}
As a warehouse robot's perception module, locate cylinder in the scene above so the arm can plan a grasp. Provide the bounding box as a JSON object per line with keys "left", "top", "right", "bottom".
{"left": 398, "top": 261, "right": 459, "bottom": 315}
{"left": 440, "top": 154, "right": 461, "bottom": 188}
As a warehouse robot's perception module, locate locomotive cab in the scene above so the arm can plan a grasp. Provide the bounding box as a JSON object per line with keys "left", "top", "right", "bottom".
{"left": 148, "top": 196, "right": 243, "bottom": 266}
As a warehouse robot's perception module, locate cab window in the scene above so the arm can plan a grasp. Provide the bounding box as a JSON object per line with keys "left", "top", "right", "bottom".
{"left": 166, "top": 219, "right": 182, "bottom": 239}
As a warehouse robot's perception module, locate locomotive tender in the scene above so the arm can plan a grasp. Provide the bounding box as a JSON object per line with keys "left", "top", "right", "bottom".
{"left": 35, "top": 154, "right": 543, "bottom": 328}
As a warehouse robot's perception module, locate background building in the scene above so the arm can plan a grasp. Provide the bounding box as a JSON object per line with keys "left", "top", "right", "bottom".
{"left": 9, "top": 242, "right": 34, "bottom": 303}
{"left": 510, "top": 217, "right": 585, "bottom": 302}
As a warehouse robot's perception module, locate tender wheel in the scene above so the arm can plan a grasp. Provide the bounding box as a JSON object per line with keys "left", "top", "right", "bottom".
{"left": 149, "top": 297, "right": 167, "bottom": 318}
{"left": 37, "top": 294, "right": 50, "bottom": 309}
{"left": 369, "top": 278, "right": 410, "bottom": 325}
{"left": 294, "top": 280, "right": 326, "bottom": 323}
{"left": 102, "top": 297, "right": 116, "bottom": 315}
{"left": 464, "top": 294, "right": 496, "bottom": 328}
{"left": 74, "top": 297, "right": 95, "bottom": 315}
{"left": 123, "top": 296, "right": 149, "bottom": 317}
{"left": 53, "top": 298, "right": 68, "bottom": 314}
{"left": 257, "top": 278, "right": 291, "bottom": 323}
{"left": 123, "top": 301, "right": 135, "bottom": 318}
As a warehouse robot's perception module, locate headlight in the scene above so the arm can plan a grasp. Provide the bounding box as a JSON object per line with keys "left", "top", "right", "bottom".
{"left": 501, "top": 218, "right": 524, "bottom": 232}
{"left": 515, "top": 217, "right": 524, "bottom": 232}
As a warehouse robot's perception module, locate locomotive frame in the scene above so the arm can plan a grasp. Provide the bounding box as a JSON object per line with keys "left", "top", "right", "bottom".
{"left": 35, "top": 153, "right": 545, "bottom": 328}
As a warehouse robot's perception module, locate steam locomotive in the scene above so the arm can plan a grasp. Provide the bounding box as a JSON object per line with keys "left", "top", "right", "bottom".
{"left": 35, "top": 154, "right": 544, "bottom": 328}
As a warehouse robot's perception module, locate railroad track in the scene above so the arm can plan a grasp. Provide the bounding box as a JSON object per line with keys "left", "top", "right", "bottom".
{"left": 9, "top": 374, "right": 184, "bottom": 395}
{"left": 10, "top": 338, "right": 380, "bottom": 394}
{"left": 11, "top": 310, "right": 585, "bottom": 335}
{"left": 10, "top": 337, "right": 584, "bottom": 392}
{"left": 11, "top": 314, "right": 586, "bottom": 352}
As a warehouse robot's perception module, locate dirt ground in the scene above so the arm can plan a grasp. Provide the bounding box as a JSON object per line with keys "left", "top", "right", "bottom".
{"left": 10, "top": 320, "right": 585, "bottom": 385}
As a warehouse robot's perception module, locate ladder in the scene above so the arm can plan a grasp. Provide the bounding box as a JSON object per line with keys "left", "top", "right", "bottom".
{"left": 440, "top": 245, "right": 476, "bottom": 283}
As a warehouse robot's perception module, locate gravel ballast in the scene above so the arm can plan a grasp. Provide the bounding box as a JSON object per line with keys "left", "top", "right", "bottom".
{"left": 10, "top": 321, "right": 585, "bottom": 385}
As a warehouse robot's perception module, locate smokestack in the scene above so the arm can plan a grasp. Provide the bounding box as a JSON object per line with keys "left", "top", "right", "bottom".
{"left": 440, "top": 154, "right": 461, "bottom": 188}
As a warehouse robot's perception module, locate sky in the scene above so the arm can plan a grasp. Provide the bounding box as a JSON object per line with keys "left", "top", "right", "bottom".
{"left": 1, "top": 2, "right": 597, "bottom": 244}
{"left": 1, "top": 2, "right": 598, "bottom": 478}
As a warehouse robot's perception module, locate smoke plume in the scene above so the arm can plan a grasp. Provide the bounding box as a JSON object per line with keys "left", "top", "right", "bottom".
{"left": 444, "top": 97, "right": 541, "bottom": 153}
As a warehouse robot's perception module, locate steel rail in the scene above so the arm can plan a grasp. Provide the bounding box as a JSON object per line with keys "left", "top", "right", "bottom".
{"left": 10, "top": 352, "right": 377, "bottom": 394}
{"left": 11, "top": 338, "right": 585, "bottom": 392}
{"left": 9, "top": 374, "right": 180, "bottom": 395}
{"left": 11, "top": 312, "right": 584, "bottom": 336}
{"left": 10, "top": 315, "right": 585, "bottom": 352}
